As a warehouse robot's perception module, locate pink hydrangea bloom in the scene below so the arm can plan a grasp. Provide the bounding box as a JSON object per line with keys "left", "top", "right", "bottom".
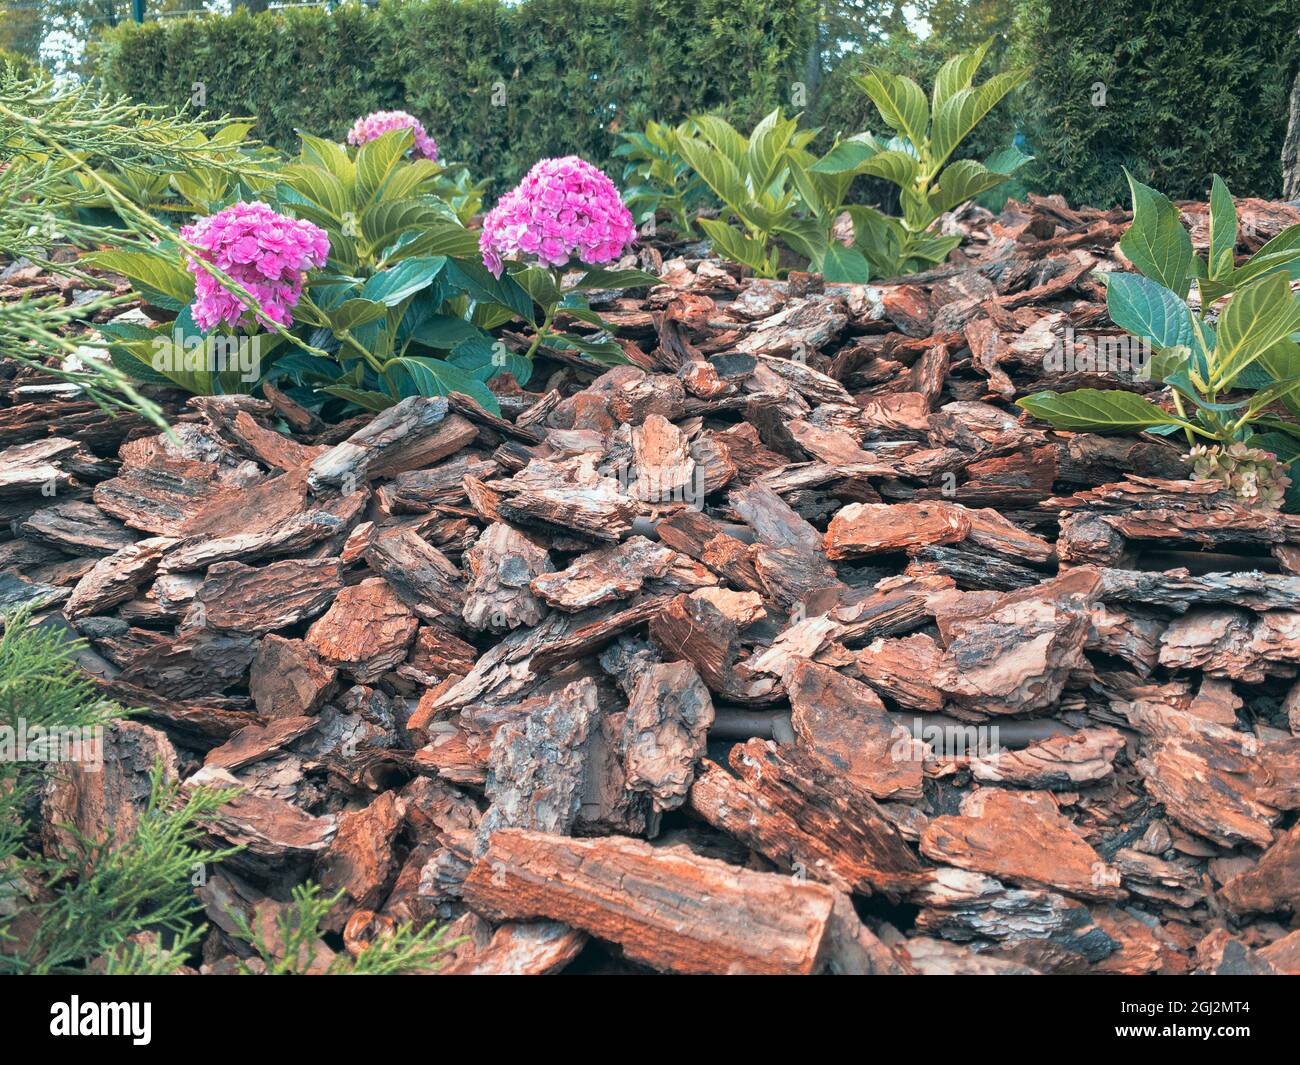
{"left": 346, "top": 110, "right": 438, "bottom": 161}
{"left": 479, "top": 156, "right": 636, "bottom": 277}
{"left": 181, "top": 201, "right": 329, "bottom": 332}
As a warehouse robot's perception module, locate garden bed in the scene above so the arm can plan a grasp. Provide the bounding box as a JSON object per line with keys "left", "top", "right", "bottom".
{"left": 4, "top": 190, "right": 1300, "bottom": 975}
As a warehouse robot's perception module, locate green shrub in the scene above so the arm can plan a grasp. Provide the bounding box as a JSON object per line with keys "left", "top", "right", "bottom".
{"left": 1019, "top": 173, "right": 1300, "bottom": 511}
{"left": 1015, "top": 0, "right": 1300, "bottom": 208}
{"left": 810, "top": 41, "right": 1028, "bottom": 277}
{"left": 0, "top": 614, "right": 237, "bottom": 975}
{"left": 96, "top": 0, "right": 818, "bottom": 197}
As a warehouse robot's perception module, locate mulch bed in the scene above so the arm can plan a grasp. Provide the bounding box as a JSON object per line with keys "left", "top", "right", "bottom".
{"left": 4, "top": 191, "right": 1300, "bottom": 974}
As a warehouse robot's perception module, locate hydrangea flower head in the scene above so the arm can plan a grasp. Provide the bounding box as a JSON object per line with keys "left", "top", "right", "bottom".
{"left": 181, "top": 201, "right": 329, "bottom": 332}
{"left": 346, "top": 110, "right": 438, "bottom": 161}
{"left": 479, "top": 156, "right": 636, "bottom": 277}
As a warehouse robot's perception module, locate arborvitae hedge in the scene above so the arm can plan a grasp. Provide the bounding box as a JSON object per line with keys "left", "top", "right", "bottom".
{"left": 95, "top": 0, "right": 1300, "bottom": 207}
{"left": 1015, "top": 0, "right": 1300, "bottom": 208}
{"left": 96, "top": 0, "right": 817, "bottom": 194}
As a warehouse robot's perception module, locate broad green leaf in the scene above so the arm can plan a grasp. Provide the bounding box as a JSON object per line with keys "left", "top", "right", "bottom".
{"left": 847, "top": 205, "right": 907, "bottom": 276}
{"left": 787, "top": 152, "right": 848, "bottom": 221}
{"left": 690, "top": 114, "right": 749, "bottom": 170}
{"left": 1256, "top": 337, "right": 1300, "bottom": 416}
{"left": 929, "top": 68, "right": 1026, "bottom": 171}
{"left": 321, "top": 385, "right": 394, "bottom": 412}
{"left": 105, "top": 307, "right": 261, "bottom": 396}
{"left": 747, "top": 109, "right": 795, "bottom": 190}
{"left": 932, "top": 42, "right": 990, "bottom": 112}
{"left": 388, "top": 222, "right": 481, "bottom": 262}
{"left": 698, "top": 217, "right": 771, "bottom": 275}
{"left": 445, "top": 258, "right": 535, "bottom": 324}
{"left": 676, "top": 135, "right": 748, "bottom": 212}
{"left": 1017, "top": 388, "right": 1187, "bottom": 432}
{"left": 360, "top": 198, "right": 443, "bottom": 251}
{"left": 808, "top": 134, "right": 881, "bottom": 175}
{"left": 378, "top": 159, "right": 443, "bottom": 203}
{"left": 819, "top": 243, "right": 871, "bottom": 283}
{"left": 772, "top": 216, "right": 828, "bottom": 264}
{"left": 329, "top": 298, "right": 389, "bottom": 332}
{"left": 511, "top": 265, "right": 560, "bottom": 307}
{"left": 905, "top": 232, "right": 963, "bottom": 268}
{"left": 407, "top": 313, "right": 485, "bottom": 349}
{"left": 360, "top": 256, "right": 445, "bottom": 305}
{"left": 927, "top": 159, "right": 1007, "bottom": 215}
{"left": 385, "top": 355, "right": 501, "bottom": 414}
{"left": 277, "top": 164, "right": 348, "bottom": 219}
{"left": 855, "top": 69, "right": 929, "bottom": 150}
{"left": 549, "top": 331, "right": 629, "bottom": 365}
{"left": 298, "top": 133, "right": 355, "bottom": 187}
{"left": 447, "top": 336, "right": 532, "bottom": 387}
{"left": 86, "top": 249, "right": 195, "bottom": 307}
{"left": 984, "top": 144, "right": 1034, "bottom": 176}
{"left": 1120, "top": 170, "right": 1194, "bottom": 298}
{"left": 354, "top": 128, "right": 413, "bottom": 207}
{"left": 1104, "top": 272, "right": 1194, "bottom": 349}
{"left": 209, "top": 121, "right": 256, "bottom": 147}
{"left": 1233, "top": 250, "right": 1300, "bottom": 288}
{"left": 1248, "top": 221, "right": 1300, "bottom": 264}
{"left": 856, "top": 149, "right": 920, "bottom": 189}
{"left": 1207, "top": 175, "right": 1238, "bottom": 281}
{"left": 1214, "top": 272, "right": 1300, "bottom": 387}
{"left": 569, "top": 267, "right": 660, "bottom": 291}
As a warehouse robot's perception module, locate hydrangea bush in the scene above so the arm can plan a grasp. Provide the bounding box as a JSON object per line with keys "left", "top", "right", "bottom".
{"left": 94, "top": 131, "right": 656, "bottom": 414}
{"left": 346, "top": 110, "right": 439, "bottom": 162}
{"left": 479, "top": 155, "right": 636, "bottom": 277}
{"left": 181, "top": 201, "right": 329, "bottom": 331}
{"left": 478, "top": 156, "right": 651, "bottom": 362}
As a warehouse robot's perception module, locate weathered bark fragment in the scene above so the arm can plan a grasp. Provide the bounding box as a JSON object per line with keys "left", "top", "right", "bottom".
{"left": 463, "top": 828, "right": 854, "bottom": 975}
{"left": 622, "top": 660, "right": 714, "bottom": 811}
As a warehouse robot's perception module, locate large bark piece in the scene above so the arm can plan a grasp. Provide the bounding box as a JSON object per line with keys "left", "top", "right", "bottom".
{"left": 494, "top": 457, "right": 637, "bottom": 542}
{"left": 462, "top": 828, "right": 856, "bottom": 975}
{"left": 41, "top": 720, "right": 177, "bottom": 860}
{"left": 249, "top": 636, "right": 337, "bottom": 718}
{"left": 920, "top": 788, "right": 1122, "bottom": 901}
{"left": 1136, "top": 732, "right": 1280, "bottom": 849}
{"left": 314, "top": 791, "right": 406, "bottom": 932}
{"left": 825, "top": 501, "right": 971, "bottom": 559}
{"left": 195, "top": 557, "right": 342, "bottom": 633}
{"left": 912, "top": 867, "right": 1118, "bottom": 967}
{"left": 363, "top": 528, "right": 466, "bottom": 629}
{"left": 305, "top": 577, "right": 418, "bottom": 683}
{"left": 622, "top": 660, "right": 714, "bottom": 811}
{"left": 477, "top": 677, "right": 599, "bottom": 848}
{"left": 689, "top": 741, "right": 925, "bottom": 898}
{"left": 785, "top": 659, "right": 925, "bottom": 800}
{"left": 731, "top": 483, "right": 841, "bottom": 609}
{"left": 1158, "top": 608, "right": 1300, "bottom": 683}
{"left": 933, "top": 568, "right": 1100, "bottom": 716}
{"left": 531, "top": 535, "right": 713, "bottom": 611}
{"left": 461, "top": 521, "right": 552, "bottom": 631}
{"left": 307, "top": 396, "right": 452, "bottom": 492}
{"left": 970, "top": 728, "right": 1126, "bottom": 789}
{"left": 64, "top": 537, "right": 177, "bottom": 619}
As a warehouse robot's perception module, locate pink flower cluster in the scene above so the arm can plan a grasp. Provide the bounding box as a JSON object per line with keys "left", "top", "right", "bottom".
{"left": 479, "top": 156, "right": 636, "bottom": 277}
{"left": 346, "top": 110, "right": 438, "bottom": 161}
{"left": 181, "top": 201, "right": 329, "bottom": 332}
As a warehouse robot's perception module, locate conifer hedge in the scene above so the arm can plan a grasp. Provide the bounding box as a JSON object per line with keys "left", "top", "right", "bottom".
{"left": 96, "top": 0, "right": 818, "bottom": 194}
{"left": 95, "top": 0, "right": 1300, "bottom": 207}
{"left": 1015, "top": 0, "right": 1300, "bottom": 207}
